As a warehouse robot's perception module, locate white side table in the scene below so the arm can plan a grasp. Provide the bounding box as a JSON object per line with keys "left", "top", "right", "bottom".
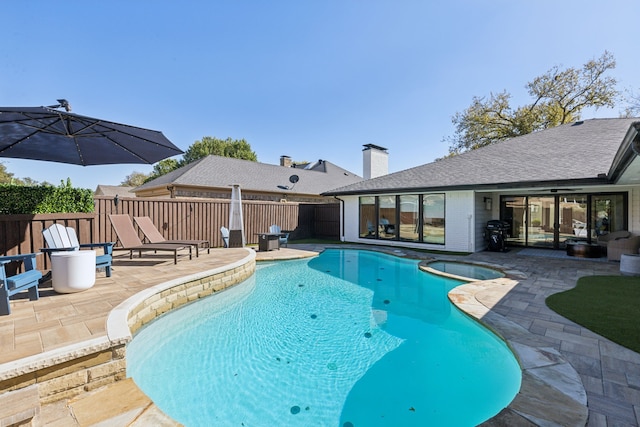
{"left": 620, "top": 253, "right": 640, "bottom": 276}
{"left": 51, "top": 250, "right": 97, "bottom": 293}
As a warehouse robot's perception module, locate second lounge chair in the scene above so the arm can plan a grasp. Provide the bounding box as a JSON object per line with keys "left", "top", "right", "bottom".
{"left": 133, "top": 216, "right": 211, "bottom": 257}
{"left": 109, "top": 214, "right": 192, "bottom": 264}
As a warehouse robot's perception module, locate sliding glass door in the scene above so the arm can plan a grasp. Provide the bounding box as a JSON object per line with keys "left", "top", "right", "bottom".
{"left": 500, "top": 192, "right": 626, "bottom": 249}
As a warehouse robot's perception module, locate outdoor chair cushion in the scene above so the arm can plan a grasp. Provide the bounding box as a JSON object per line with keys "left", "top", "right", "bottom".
{"left": 0, "top": 253, "right": 42, "bottom": 315}
{"left": 597, "top": 230, "right": 631, "bottom": 248}
{"left": 134, "top": 216, "right": 210, "bottom": 257}
{"left": 109, "top": 214, "right": 192, "bottom": 264}
{"left": 607, "top": 235, "right": 640, "bottom": 261}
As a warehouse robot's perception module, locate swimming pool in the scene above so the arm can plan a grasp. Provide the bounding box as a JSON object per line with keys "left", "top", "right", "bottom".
{"left": 127, "top": 249, "right": 521, "bottom": 426}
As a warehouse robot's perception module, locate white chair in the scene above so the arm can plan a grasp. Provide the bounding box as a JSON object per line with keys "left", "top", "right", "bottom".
{"left": 220, "top": 226, "right": 230, "bottom": 248}
{"left": 42, "top": 224, "right": 113, "bottom": 277}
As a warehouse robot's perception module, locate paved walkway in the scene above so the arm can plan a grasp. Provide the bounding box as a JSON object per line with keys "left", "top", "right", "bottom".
{"left": 1, "top": 244, "right": 638, "bottom": 426}
{"left": 460, "top": 249, "right": 640, "bottom": 427}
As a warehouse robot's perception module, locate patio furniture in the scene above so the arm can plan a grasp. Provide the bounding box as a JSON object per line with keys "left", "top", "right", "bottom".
{"left": 108, "top": 214, "right": 192, "bottom": 264}
{"left": 256, "top": 232, "right": 280, "bottom": 251}
{"left": 50, "top": 250, "right": 97, "bottom": 293}
{"left": 606, "top": 235, "right": 640, "bottom": 262}
{"left": 269, "top": 225, "right": 289, "bottom": 248}
{"left": 134, "top": 216, "right": 210, "bottom": 257}
{"left": 596, "top": 230, "right": 631, "bottom": 252}
{"left": 42, "top": 224, "right": 113, "bottom": 277}
{"left": 220, "top": 227, "right": 229, "bottom": 248}
{"left": 565, "top": 241, "right": 602, "bottom": 258}
{"left": 0, "top": 253, "right": 42, "bottom": 315}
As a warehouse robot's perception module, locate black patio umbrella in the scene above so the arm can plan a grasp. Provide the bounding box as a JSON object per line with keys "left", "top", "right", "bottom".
{"left": 0, "top": 103, "right": 183, "bottom": 166}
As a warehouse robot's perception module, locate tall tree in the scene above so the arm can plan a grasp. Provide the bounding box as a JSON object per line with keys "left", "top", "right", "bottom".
{"left": 622, "top": 88, "right": 640, "bottom": 117}
{"left": 146, "top": 158, "right": 180, "bottom": 182}
{"left": 143, "top": 136, "right": 258, "bottom": 181}
{"left": 0, "top": 162, "right": 42, "bottom": 185}
{"left": 121, "top": 171, "right": 150, "bottom": 187}
{"left": 182, "top": 137, "right": 258, "bottom": 164}
{"left": 446, "top": 51, "right": 619, "bottom": 155}
{"left": 0, "top": 162, "right": 16, "bottom": 184}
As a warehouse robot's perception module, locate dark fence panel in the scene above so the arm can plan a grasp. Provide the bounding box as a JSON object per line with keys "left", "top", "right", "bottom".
{"left": 0, "top": 213, "right": 97, "bottom": 271}
{"left": 0, "top": 198, "right": 341, "bottom": 271}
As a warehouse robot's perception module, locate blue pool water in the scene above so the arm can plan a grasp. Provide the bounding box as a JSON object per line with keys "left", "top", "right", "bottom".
{"left": 426, "top": 261, "right": 505, "bottom": 281}
{"left": 127, "top": 249, "right": 521, "bottom": 427}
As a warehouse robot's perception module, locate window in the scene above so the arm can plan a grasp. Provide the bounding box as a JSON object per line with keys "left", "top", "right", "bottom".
{"left": 378, "top": 195, "right": 397, "bottom": 240}
{"left": 399, "top": 195, "right": 419, "bottom": 242}
{"left": 359, "top": 194, "right": 445, "bottom": 245}
{"left": 591, "top": 194, "right": 626, "bottom": 236}
{"left": 422, "top": 194, "right": 445, "bottom": 244}
{"left": 359, "top": 196, "right": 376, "bottom": 238}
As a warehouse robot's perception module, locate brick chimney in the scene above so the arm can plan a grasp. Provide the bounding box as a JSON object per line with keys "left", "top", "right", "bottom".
{"left": 280, "top": 155, "right": 292, "bottom": 168}
{"left": 362, "top": 144, "right": 388, "bottom": 179}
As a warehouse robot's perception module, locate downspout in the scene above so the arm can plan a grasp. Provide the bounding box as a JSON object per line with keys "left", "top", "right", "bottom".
{"left": 333, "top": 196, "right": 345, "bottom": 242}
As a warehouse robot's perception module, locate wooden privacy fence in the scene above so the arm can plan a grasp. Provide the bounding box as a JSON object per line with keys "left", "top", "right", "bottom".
{"left": 0, "top": 197, "right": 340, "bottom": 271}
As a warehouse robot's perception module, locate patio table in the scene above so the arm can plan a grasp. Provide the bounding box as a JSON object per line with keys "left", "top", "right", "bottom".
{"left": 51, "top": 250, "right": 96, "bottom": 293}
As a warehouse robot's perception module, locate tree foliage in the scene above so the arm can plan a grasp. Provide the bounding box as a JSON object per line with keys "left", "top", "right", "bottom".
{"left": 144, "top": 136, "right": 258, "bottom": 181}
{"left": 183, "top": 137, "right": 257, "bottom": 164}
{"left": 0, "top": 179, "right": 93, "bottom": 214}
{"left": 622, "top": 88, "right": 640, "bottom": 117}
{"left": 0, "top": 162, "right": 16, "bottom": 184}
{"left": 446, "top": 51, "right": 619, "bottom": 155}
{"left": 0, "top": 161, "right": 42, "bottom": 185}
{"left": 146, "top": 158, "right": 180, "bottom": 182}
{"left": 121, "top": 171, "right": 150, "bottom": 187}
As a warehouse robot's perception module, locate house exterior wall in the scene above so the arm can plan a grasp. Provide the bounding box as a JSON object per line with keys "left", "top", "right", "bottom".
{"left": 475, "top": 192, "right": 498, "bottom": 251}
{"left": 339, "top": 185, "right": 640, "bottom": 254}
{"left": 340, "top": 191, "right": 478, "bottom": 253}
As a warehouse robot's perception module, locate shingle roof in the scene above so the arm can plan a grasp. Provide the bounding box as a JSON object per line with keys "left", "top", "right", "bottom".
{"left": 94, "top": 185, "right": 135, "bottom": 197}
{"left": 134, "top": 155, "right": 362, "bottom": 196}
{"left": 325, "top": 118, "right": 639, "bottom": 195}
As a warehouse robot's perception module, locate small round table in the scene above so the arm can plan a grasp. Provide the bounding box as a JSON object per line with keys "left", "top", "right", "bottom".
{"left": 51, "top": 250, "right": 96, "bottom": 293}
{"left": 566, "top": 241, "right": 602, "bottom": 258}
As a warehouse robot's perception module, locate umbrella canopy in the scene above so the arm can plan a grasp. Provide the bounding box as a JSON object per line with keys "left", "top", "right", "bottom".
{"left": 0, "top": 106, "right": 183, "bottom": 166}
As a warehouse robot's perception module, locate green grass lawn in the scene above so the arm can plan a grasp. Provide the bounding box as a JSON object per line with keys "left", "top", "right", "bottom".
{"left": 546, "top": 275, "right": 640, "bottom": 353}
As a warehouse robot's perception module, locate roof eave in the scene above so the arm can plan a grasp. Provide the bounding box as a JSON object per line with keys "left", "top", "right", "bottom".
{"left": 322, "top": 177, "right": 612, "bottom": 196}
{"left": 608, "top": 121, "right": 640, "bottom": 183}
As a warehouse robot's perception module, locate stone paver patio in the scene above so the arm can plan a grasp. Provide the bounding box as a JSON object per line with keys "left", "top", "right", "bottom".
{"left": 0, "top": 243, "right": 638, "bottom": 426}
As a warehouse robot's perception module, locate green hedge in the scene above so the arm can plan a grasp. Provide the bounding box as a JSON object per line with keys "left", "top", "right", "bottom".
{"left": 0, "top": 180, "right": 94, "bottom": 214}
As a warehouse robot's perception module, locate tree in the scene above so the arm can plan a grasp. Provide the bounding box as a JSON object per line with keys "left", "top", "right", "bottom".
{"left": 0, "top": 162, "right": 42, "bottom": 185}
{"left": 146, "top": 158, "right": 180, "bottom": 182}
{"left": 622, "top": 88, "right": 640, "bottom": 117}
{"left": 182, "top": 137, "right": 258, "bottom": 164}
{"left": 121, "top": 171, "right": 150, "bottom": 187}
{"left": 0, "top": 162, "right": 16, "bottom": 184}
{"left": 143, "top": 137, "right": 258, "bottom": 181}
{"left": 446, "top": 51, "right": 619, "bottom": 155}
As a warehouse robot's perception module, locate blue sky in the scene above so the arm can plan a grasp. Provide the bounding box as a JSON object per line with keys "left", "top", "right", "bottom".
{"left": 1, "top": 1, "right": 639, "bottom": 190}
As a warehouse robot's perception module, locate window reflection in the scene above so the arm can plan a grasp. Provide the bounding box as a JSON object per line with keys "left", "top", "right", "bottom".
{"left": 359, "top": 196, "right": 376, "bottom": 238}
{"left": 399, "top": 195, "right": 419, "bottom": 242}
{"left": 359, "top": 194, "right": 446, "bottom": 245}
{"left": 423, "top": 194, "right": 445, "bottom": 244}
{"left": 378, "top": 195, "right": 396, "bottom": 240}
